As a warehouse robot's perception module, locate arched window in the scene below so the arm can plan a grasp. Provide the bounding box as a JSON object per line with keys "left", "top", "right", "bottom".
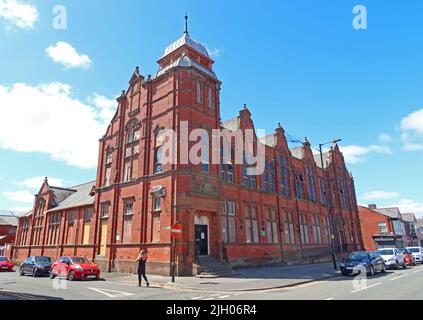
{"left": 196, "top": 81, "right": 202, "bottom": 104}
{"left": 208, "top": 87, "right": 214, "bottom": 109}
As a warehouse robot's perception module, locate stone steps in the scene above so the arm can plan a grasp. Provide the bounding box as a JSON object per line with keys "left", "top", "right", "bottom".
{"left": 195, "top": 256, "right": 234, "bottom": 278}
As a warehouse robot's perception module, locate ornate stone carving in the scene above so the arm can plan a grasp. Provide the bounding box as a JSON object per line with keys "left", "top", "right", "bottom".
{"left": 195, "top": 178, "right": 218, "bottom": 197}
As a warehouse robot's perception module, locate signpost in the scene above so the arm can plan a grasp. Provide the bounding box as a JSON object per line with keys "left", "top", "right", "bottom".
{"left": 171, "top": 222, "right": 182, "bottom": 283}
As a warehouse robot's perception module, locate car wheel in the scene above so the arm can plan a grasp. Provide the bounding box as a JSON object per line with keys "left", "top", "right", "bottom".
{"left": 381, "top": 263, "right": 386, "bottom": 273}
{"left": 68, "top": 270, "right": 75, "bottom": 281}
{"left": 32, "top": 268, "right": 38, "bottom": 277}
{"left": 367, "top": 265, "right": 375, "bottom": 276}
{"left": 19, "top": 268, "right": 25, "bottom": 276}
{"left": 49, "top": 270, "right": 56, "bottom": 279}
{"left": 341, "top": 271, "right": 348, "bottom": 276}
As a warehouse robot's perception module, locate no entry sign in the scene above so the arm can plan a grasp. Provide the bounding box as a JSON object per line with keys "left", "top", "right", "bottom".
{"left": 171, "top": 223, "right": 183, "bottom": 238}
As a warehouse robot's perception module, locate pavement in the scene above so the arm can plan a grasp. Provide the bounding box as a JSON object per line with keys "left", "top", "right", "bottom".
{"left": 103, "top": 262, "right": 341, "bottom": 291}
{"left": 1, "top": 263, "right": 423, "bottom": 300}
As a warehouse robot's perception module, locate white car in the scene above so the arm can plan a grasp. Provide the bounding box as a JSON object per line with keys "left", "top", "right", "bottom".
{"left": 377, "top": 248, "right": 407, "bottom": 269}
{"left": 406, "top": 247, "right": 423, "bottom": 264}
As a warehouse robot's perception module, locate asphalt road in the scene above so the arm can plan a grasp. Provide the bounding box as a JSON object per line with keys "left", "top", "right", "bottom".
{"left": 1, "top": 264, "right": 422, "bottom": 300}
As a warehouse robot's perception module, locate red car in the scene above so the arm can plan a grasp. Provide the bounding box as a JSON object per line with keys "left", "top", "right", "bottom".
{"left": 400, "top": 248, "right": 416, "bottom": 266}
{"left": 50, "top": 256, "right": 100, "bottom": 281}
{"left": 0, "top": 256, "right": 14, "bottom": 272}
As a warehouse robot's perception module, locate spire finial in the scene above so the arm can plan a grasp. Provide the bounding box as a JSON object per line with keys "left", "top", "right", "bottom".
{"left": 184, "top": 13, "right": 189, "bottom": 35}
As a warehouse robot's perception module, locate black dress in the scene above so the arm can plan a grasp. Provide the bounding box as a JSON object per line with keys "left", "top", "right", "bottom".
{"left": 137, "top": 258, "right": 148, "bottom": 286}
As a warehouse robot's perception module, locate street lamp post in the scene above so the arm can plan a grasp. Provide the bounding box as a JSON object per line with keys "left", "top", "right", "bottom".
{"left": 319, "top": 139, "right": 341, "bottom": 271}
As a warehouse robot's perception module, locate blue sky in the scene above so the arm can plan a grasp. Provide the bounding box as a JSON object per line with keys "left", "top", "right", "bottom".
{"left": 0, "top": 0, "right": 422, "bottom": 216}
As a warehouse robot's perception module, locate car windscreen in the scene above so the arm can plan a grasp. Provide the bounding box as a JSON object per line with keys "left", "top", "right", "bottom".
{"left": 377, "top": 249, "right": 394, "bottom": 255}
{"left": 407, "top": 248, "right": 420, "bottom": 253}
{"left": 0, "top": 257, "right": 9, "bottom": 262}
{"left": 35, "top": 257, "right": 52, "bottom": 263}
{"left": 348, "top": 253, "right": 369, "bottom": 261}
{"left": 71, "top": 257, "right": 90, "bottom": 264}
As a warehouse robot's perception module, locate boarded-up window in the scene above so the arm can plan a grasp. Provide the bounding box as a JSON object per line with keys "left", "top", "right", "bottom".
{"left": 104, "top": 167, "right": 111, "bottom": 187}
{"left": 83, "top": 222, "right": 90, "bottom": 245}
{"left": 152, "top": 214, "right": 160, "bottom": 243}
{"left": 123, "top": 216, "right": 132, "bottom": 243}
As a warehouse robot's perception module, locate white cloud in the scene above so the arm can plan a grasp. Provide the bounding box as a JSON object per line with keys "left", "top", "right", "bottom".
{"left": 400, "top": 132, "right": 423, "bottom": 151}
{"left": 206, "top": 46, "right": 222, "bottom": 58}
{"left": 0, "top": 82, "right": 110, "bottom": 168}
{"left": 88, "top": 94, "right": 117, "bottom": 126}
{"left": 362, "top": 190, "right": 400, "bottom": 201}
{"left": 401, "top": 108, "right": 423, "bottom": 135}
{"left": 0, "top": 0, "right": 38, "bottom": 30}
{"left": 400, "top": 108, "right": 423, "bottom": 151}
{"left": 21, "top": 176, "right": 63, "bottom": 189}
{"left": 340, "top": 145, "right": 392, "bottom": 164}
{"left": 378, "top": 133, "right": 392, "bottom": 143}
{"left": 389, "top": 199, "right": 423, "bottom": 218}
{"left": 46, "top": 41, "right": 92, "bottom": 70}
{"left": 2, "top": 190, "right": 34, "bottom": 203}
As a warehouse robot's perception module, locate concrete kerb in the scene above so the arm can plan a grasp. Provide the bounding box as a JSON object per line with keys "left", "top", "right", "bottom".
{"left": 107, "top": 272, "right": 342, "bottom": 292}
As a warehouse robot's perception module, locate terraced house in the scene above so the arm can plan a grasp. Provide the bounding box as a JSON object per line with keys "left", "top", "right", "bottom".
{"left": 12, "top": 20, "right": 363, "bottom": 276}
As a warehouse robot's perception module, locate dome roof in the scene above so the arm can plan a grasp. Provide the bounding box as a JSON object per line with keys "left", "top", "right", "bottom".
{"left": 162, "top": 33, "right": 210, "bottom": 59}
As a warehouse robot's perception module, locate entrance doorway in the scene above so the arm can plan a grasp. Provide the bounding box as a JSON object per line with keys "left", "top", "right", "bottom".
{"left": 195, "top": 224, "right": 209, "bottom": 256}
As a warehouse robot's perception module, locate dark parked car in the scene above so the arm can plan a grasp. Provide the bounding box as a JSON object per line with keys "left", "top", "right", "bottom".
{"left": 340, "top": 251, "right": 386, "bottom": 276}
{"left": 20, "top": 256, "right": 53, "bottom": 277}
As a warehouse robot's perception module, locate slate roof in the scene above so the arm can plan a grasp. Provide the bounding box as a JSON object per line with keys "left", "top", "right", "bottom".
{"left": 21, "top": 210, "right": 33, "bottom": 218}
{"left": 0, "top": 210, "right": 21, "bottom": 216}
{"left": 259, "top": 134, "right": 276, "bottom": 147}
{"left": 222, "top": 118, "right": 238, "bottom": 132}
{"left": 401, "top": 213, "right": 417, "bottom": 223}
{"left": 47, "top": 181, "right": 95, "bottom": 213}
{"left": 290, "top": 146, "right": 304, "bottom": 160}
{"left": 0, "top": 215, "right": 18, "bottom": 227}
{"left": 313, "top": 152, "right": 330, "bottom": 169}
{"left": 373, "top": 207, "right": 401, "bottom": 219}
{"left": 49, "top": 187, "right": 76, "bottom": 207}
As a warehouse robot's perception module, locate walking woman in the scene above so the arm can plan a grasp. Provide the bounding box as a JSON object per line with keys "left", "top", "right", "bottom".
{"left": 136, "top": 250, "right": 150, "bottom": 287}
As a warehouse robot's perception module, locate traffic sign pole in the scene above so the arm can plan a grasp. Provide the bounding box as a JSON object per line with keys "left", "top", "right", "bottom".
{"left": 170, "top": 223, "right": 182, "bottom": 283}
{"left": 171, "top": 237, "right": 176, "bottom": 283}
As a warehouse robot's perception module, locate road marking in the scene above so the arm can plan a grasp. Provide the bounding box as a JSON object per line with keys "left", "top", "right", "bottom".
{"left": 203, "top": 297, "right": 215, "bottom": 300}
{"left": 351, "top": 282, "right": 381, "bottom": 293}
{"left": 210, "top": 293, "right": 221, "bottom": 296}
{"left": 413, "top": 268, "right": 423, "bottom": 273}
{"left": 325, "top": 297, "right": 335, "bottom": 300}
{"left": 218, "top": 295, "right": 230, "bottom": 299}
{"left": 87, "top": 287, "right": 135, "bottom": 298}
{"left": 191, "top": 296, "right": 204, "bottom": 300}
{"left": 390, "top": 274, "right": 408, "bottom": 281}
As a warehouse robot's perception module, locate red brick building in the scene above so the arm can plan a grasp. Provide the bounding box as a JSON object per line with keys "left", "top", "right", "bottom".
{"left": 13, "top": 22, "right": 363, "bottom": 275}
{"left": 358, "top": 205, "right": 394, "bottom": 251}
{"left": 0, "top": 213, "right": 18, "bottom": 256}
